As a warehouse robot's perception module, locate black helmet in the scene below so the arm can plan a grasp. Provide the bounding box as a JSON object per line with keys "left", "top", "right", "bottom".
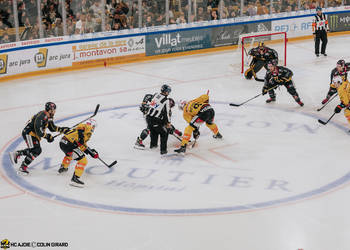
{"left": 258, "top": 41, "right": 265, "bottom": 48}
{"left": 268, "top": 59, "right": 278, "bottom": 66}
{"left": 45, "top": 102, "right": 56, "bottom": 112}
{"left": 168, "top": 98, "right": 175, "bottom": 108}
{"left": 161, "top": 84, "right": 171, "bottom": 95}
{"left": 337, "top": 59, "right": 345, "bottom": 68}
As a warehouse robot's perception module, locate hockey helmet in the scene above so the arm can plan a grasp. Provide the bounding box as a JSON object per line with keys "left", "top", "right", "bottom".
{"left": 178, "top": 100, "right": 187, "bottom": 110}
{"left": 45, "top": 102, "right": 56, "bottom": 112}
{"left": 85, "top": 118, "right": 97, "bottom": 132}
{"left": 337, "top": 59, "right": 345, "bottom": 68}
{"left": 268, "top": 59, "right": 278, "bottom": 66}
{"left": 161, "top": 84, "right": 172, "bottom": 95}
{"left": 332, "top": 75, "right": 343, "bottom": 88}
{"left": 258, "top": 41, "right": 265, "bottom": 50}
{"left": 168, "top": 98, "right": 175, "bottom": 108}
{"left": 316, "top": 6, "right": 322, "bottom": 11}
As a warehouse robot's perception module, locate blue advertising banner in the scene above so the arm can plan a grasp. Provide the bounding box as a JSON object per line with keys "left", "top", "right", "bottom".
{"left": 146, "top": 28, "right": 211, "bottom": 56}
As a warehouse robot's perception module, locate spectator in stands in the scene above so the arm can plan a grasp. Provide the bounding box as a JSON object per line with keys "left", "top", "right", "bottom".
{"left": 26, "top": 0, "right": 37, "bottom": 25}
{"left": 85, "top": 12, "right": 97, "bottom": 33}
{"left": 17, "top": 1, "right": 26, "bottom": 27}
{"left": 144, "top": 15, "right": 153, "bottom": 27}
{"left": 54, "top": 17, "right": 64, "bottom": 36}
{"left": 1, "top": 33, "right": 10, "bottom": 43}
{"left": 89, "top": 0, "right": 103, "bottom": 19}
{"left": 75, "top": 13, "right": 86, "bottom": 34}
{"left": 176, "top": 12, "right": 187, "bottom": 23}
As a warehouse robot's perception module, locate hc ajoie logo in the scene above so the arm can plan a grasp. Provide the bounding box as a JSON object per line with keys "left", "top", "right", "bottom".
{"left": 34, "top": 52, "right": 45, "bottom": 64}
{"left": 0, "top": 59, "right": 5, "bottom": 70}
{"left": 0, "top": 239, "right": 10, "bottom": 249}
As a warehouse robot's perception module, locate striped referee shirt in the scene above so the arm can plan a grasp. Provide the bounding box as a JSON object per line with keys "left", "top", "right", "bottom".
{"left": 312, "top": 13, "right": 329, "bottom": 32}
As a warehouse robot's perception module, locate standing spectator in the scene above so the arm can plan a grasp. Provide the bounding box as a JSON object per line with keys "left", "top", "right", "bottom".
{"left": 75, "top": 12, "right": 86, "bottom": 34}
{"left": 18, "top": 2, "right": 26, "bottom": 27}
{"left": 89, "top": 0, "right": 103, "bottom": 19}
{"left": 85, "top": 12, "right": 97, "bottom": 33}
{"left": 54, "top": 17, "right": 63, "bottom": 36}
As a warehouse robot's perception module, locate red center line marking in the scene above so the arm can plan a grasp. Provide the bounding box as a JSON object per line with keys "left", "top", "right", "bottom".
{"left": 208, "top": 144, "right": 238, "bottom": 163}
{"left": 0, "top": 192, "right": 25, "bottom": 200}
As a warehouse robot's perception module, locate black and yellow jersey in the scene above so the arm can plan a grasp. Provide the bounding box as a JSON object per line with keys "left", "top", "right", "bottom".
{"left": 23, "top": 110, "right": 59, "bottom": 140}
{"left": 63, "top": 123, "right": 94, "bottom": 151}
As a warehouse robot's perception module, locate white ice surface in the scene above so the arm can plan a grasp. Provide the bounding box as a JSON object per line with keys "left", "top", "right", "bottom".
{"left": 0, "top": 35, "right": 350, "bottom": 250}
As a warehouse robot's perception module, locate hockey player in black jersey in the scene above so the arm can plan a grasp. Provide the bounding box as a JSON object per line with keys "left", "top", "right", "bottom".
{"left": 244, "top": 42, "right": 278, "bottom": 81}
{"left": 262, "top": 59, "right": 304, "bottom": 106}
{"left": 9, "top": 102, "right": 69, "bottom": 175}
{"left": 321, "top": 60, "right": 350, "bottom": 104}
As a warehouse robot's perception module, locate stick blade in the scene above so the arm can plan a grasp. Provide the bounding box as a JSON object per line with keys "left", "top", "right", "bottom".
{"left": 108, "top": 160, "right": 117, "bottom": 168}
{"left": 229, "top": 103, "right": 240, "bottom": 107}
{"left": 93, "top": 104, "right": 100, "bottom": 116}
{"left": 318, "top": 119, "right": 327, "bottom": 125}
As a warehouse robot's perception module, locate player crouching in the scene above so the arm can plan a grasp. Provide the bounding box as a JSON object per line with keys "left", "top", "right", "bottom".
{"left": 244, "top": 42, "right": 278, "bottom": 81}
{"left": 58, "top": 118, "right": 98, "bottom": 187}
{"left": 262, "top": 59, "right": 304, "bottom": 106}
{"left": 333, "top": 76, "right": 350, "bottom": 127}
{"left": 174, "top": 94, "right": 222, "bottom": 154}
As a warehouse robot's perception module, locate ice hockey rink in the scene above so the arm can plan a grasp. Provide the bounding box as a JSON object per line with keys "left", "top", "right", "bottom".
{"left": 1, "top": 35, "right": 350, "bottom": 250}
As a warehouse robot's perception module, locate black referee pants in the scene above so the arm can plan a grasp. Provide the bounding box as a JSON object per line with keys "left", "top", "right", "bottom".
{"left": 315, "top": 30, "right": 327, "bottom": 55}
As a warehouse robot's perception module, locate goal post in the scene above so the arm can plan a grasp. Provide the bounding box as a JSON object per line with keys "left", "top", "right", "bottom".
{"left": 238, "top": 31, "right": 287, "bottom": 74}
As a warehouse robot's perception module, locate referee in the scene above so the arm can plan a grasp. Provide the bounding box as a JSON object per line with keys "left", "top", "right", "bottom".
{"left": 312, "top": 6, "right": 329, "bottom": 57}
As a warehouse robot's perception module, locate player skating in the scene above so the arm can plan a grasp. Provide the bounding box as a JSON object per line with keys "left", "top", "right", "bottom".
{"left": 244, "top": 42, "right": 278, "bottom": 81}
{"left": 58, "top": 118, "right": 98, "bottom": 187}
{"left": 321, "top": 60, "right": 350, "bottom": 104}
{"left": 9, "top": 102, "right": 69, "bottom": 175}
{"left": 262, "top": 59, "right": 304, "bottom": 106}
{"left": 174, "top": 93, "right": 223, "bottom": 154}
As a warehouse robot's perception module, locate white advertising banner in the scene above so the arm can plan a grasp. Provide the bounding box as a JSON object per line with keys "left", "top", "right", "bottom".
{"left": 272, "top": 17, "right": 314, "bottom": 38}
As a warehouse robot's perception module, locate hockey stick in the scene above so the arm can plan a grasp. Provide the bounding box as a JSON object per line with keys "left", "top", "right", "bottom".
{"left": 317, "top": 94, "right": 338, "bottom": 112}
{"left": 98, "top": 157, "right": 117, "bottom": 168}
{"left": 54, "top": 104, "right": 100, "bottom": 138}
{"left": 318, "top": 112, "right": 336, "bottom": 125}
{"left": 229, "top": 86, "right": 277, "bottom": 107}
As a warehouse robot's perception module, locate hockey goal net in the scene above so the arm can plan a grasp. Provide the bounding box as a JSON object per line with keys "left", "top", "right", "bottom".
{"left": 238, "top": 31, "right": 287, "bottom": 73}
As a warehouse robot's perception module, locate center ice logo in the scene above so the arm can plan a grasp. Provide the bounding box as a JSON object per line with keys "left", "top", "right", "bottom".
{"left": 2, "top": 103, "right": 350, "bottom": 215}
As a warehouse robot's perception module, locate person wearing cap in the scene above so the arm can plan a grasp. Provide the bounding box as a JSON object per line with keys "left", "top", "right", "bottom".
{"left": 312, "top": 7, "right": 329, "bottom": 57}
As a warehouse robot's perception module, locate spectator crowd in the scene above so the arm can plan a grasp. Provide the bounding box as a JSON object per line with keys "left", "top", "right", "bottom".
{"left": 0, "top": 0, "right": 348, "bottom": 44}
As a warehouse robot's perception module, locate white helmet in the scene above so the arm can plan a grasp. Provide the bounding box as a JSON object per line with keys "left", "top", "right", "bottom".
{"left": 332, "top": 75, "right": 343, "bottom": 88}
{"left": 85, "top": 118, "right": 97, "bottom": 131}
{"left": 178, "top": 100, "right": 187, "bottom": 110}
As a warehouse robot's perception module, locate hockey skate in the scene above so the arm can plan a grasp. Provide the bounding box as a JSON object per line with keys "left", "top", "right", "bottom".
{"left": 58, "top": 165, "right": 68, "bottom": 174}
{"left": 9, "top": 151, "right": 20, "bottom": 165}
{"left": 174, "top": 145, "right": 186, "bottom": 154}
{"left": 134, "top": 137, "right": 145, "bottom": 150}
{"left": 213, "top": 132, "right": 223, "bottom": 139}
{"left": 18, "top": 165, "right": 29, "bottom": 175}
{"left": 297, "top": 100, "right": 304, "bottom": 107}
{"left": 70, "top": 174, "right": 84, "bottom": 188}
{"left": 266, "top": 97, "right": 276, "bottom": 103}
{"left": 321, "top": 98, "right": 329, "bottom": 104}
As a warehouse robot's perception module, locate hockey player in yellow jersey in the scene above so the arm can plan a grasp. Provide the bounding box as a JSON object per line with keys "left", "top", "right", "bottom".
{"left": 174, "top": 93, "right": 222, "bottom": 154}
{"left": 58, "top": 118, "right": 98, "bottom": 187}
{"left": 333, "top": 76, "right": 350, "bottom": 126}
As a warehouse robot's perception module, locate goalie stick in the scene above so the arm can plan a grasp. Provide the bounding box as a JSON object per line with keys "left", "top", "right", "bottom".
{"left": 54, "top": 104, "right": 100, "bottom": 138}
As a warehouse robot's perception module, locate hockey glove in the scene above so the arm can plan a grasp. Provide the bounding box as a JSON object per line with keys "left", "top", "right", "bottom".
{"left": 334, "top": 104, "right": 345, "bottom": 113}
{"left": 58, "top": 127, "right": 70, "bottom": 134}
{"left": 45, "top": 134, "right": 54, "bottom": 143}
{"left": 167, "top": 125, "right": 175, "bottom": 134}
{"left": 139, "top": 104, "right": 149, "bottom": 114}
{"left": 193, "top": 129, "right": 200, "bottom": 140}
{"left": 262, "top": 86, "right": 269, "bottom": 95}
{"left": 85, "top": 147, "right": 99, "bottom": 159}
